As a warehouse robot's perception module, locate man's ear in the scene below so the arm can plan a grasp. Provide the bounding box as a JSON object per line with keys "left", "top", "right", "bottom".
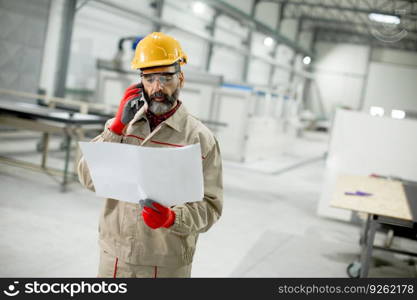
{"left": 178, "top": 71, "right": 184, "bottom": 88}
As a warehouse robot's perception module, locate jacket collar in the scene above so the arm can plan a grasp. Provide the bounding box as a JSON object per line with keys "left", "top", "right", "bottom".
{"left": 137, "top": 100, "right": 187, "bottom": 132}
{"left": 163, "top": 101, "right": 187, "bottom": 132}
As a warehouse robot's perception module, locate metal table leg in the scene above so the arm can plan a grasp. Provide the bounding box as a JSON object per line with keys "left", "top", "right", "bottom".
{"left": 360, "top": 214, "right": 377, "bottom": 277}
{"left": 362, "top": 214, "right": 371, "bottom": 245}
{"left": 61, "top": 133, "right": 72, "bottom": 192}
{"left": 72, "top": 127, "right": 85, "bottom": 174}
{"left": 41, "top": 132, "right": 50, "bottom": 168}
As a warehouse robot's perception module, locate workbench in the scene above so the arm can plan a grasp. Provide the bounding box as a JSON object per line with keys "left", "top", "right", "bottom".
{"left": 0, "top": 100, "right": 108, "bottom": 191}
{"left": 331, "top": 175, "right": 417, "bottom": 277}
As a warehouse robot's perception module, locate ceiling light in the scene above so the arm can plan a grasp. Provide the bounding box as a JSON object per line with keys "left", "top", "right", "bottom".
{"left": 302, "top": 56, "right": 311, "bottom": 65}
{"left": 369, "top": 106, "right": 384, "bottom": 117}
{"left": 192, "top": 2, "right": 206, "bottom": 15}
{"left": 263, "top": 36, "right": 274, "bottom": 47}
{"left": 391, "top": 109, "right": 405, "bottom": 119}
{"left": 368, "top": 13, "right": 400, "bottom": 24}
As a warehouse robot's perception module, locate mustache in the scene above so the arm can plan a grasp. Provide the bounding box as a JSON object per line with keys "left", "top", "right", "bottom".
{"left": 144, "top": 88, "right": 179, "bottom": 103}
{"left": 148, "top": 91, "right": 178, "bottom": 105}
{"left": 150, "top": 91, "right": 165, "bottom": 99}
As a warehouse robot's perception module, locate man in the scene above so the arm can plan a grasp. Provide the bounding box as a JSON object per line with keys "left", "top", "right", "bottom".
{"left": 77, "top": 32, "right": 223, "bottom": 278}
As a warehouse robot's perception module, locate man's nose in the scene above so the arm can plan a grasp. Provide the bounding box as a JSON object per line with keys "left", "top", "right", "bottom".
{"left": 150, "top": 80, "right": 163, "bottom": 93}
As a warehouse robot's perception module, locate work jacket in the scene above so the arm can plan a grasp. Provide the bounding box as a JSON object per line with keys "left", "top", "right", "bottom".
{"left": 77, "top": 103, "right": 223, "bottom": 267}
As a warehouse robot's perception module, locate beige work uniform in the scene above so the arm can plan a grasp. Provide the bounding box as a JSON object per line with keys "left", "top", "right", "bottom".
{"left": 77, "top": 104, "right": 223, "bottom": 278}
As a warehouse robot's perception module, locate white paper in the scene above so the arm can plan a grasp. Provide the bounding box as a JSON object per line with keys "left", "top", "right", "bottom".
{"left": 79, "top": 142, "right": 204, "bottom": 207}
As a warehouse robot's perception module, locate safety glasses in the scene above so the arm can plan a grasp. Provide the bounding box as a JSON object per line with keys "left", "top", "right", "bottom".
{"left": 140, "top": 72, "right": 178, "bottom": 85}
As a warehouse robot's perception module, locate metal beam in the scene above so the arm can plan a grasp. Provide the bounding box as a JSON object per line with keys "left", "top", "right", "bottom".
{"left": 243, "top": 0, "right": 259, "bottom": 82}
{"left": 205, "top": 10, "right": 220, "bottom": 72}
{"left": 288, "top": 17, "right": 302, "bottom": 89}
{"left": 151, "top": 0, "right": 164, "bottom": 32}
{"left": 299, "top": 16, "right": 417, "bottom": 37}
{"left": 315, "top": 27, "right": 417, "bottom": 51}
{"left": 200, "top": 0, "right": 314, "bottom": 57}
{"left": 91, "top": 0, "right": 313, "bottom": 78}
{"left": 268, "top": 2, "right": 286, "bottom": 86}
{"left": 286, "top": 0, "right": 417, "bottom": 30}
{"left": 54, "top": 0, "right": 76, "bottom": 98}
{"left": 261, "top": 0, "right": 417, "bottom": 20}
{"left": 359, "top": 46, "right": 373, "bottom": 111}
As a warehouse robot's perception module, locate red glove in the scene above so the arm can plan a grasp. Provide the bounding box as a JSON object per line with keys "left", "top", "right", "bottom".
{"left": 109, "top": 83, "right": 145, "bottom": 135}
{"left": 141, "top": 200, "right": 176, "bottom": 229}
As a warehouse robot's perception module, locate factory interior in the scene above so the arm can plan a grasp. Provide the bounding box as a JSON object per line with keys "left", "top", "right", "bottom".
{"left": 1, "top": 0, "right": 417, "bottom": 278}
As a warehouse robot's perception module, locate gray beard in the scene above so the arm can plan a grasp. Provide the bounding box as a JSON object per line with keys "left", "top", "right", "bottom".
{"left": 148, "top": 89, "right": 179, "bottom": 115}
{"left": 149, "top": 101, "right": 173, "bottom": 115}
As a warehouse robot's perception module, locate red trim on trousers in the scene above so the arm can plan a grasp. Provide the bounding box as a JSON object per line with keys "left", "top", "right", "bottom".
{"left": 113, "top": 257, "right": 119, "bottom": 278}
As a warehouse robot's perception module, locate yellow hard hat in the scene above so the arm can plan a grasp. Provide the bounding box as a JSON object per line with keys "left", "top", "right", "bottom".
{"left": 131, "top": 32, "right": 188, "bottom": 70}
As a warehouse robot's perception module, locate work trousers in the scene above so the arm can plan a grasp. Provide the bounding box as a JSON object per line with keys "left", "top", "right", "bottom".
{"left": 98, "top": 249, "right": 192, "bottom": 278}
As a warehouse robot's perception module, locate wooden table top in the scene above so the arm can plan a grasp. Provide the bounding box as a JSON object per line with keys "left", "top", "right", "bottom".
{"left": 331, "top": 175, "right": 414, "bottom": 221}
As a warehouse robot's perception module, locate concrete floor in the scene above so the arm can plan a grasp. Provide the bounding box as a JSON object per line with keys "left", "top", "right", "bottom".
{"left": 0, "top": 130, "right": 416, "bottom": 277}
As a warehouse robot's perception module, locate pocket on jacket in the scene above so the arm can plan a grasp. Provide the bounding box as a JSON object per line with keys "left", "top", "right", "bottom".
{"left": 100, "top": 199, "right": 124, "bottom": 237}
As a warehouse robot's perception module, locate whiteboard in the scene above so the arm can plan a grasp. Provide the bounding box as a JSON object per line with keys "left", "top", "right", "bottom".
{"left": 363, "top": 62, "right": 417, "bottom": 112}
{"left": 318, "top": 109, "right": 417, "bottom": 220}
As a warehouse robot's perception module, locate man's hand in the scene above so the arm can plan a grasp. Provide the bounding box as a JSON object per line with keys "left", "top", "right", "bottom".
{"left": 140, "top": 199, "right": 176, "bottom": 229}
{"left": 109, "top": 83, "right": 147, "bottom": 135}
